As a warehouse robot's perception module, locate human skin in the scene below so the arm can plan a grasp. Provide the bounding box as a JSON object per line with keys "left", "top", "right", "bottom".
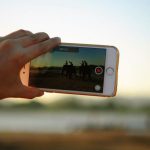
{"left": 0, "top": 29, "right": 61, "bottom": 99}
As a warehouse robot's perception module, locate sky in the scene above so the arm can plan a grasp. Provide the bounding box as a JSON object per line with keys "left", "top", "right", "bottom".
{"left": 0, "top": 0, "right": 150, "bottom": 99}
{"left": 31, "top": 47, "right": 106, "bottom": 67}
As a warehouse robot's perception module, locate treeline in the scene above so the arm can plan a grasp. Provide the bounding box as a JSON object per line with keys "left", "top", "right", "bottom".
{"left": 0, "top": 97, "right": 150, "bottom": 113}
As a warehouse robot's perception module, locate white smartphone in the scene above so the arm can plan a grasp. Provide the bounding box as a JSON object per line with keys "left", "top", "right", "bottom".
{"left": 20, "top": 43, "right": 119, "bottom": 97}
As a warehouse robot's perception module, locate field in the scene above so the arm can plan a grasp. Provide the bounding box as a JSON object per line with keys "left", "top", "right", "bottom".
{"left": 29, "top": 67, "right": 104, "bottom": 92}
{"left": 0, "top": 131, "right": 150, "bottom": 150}
{"left": 0, "top": 96, "right": 150, "bottom": 150}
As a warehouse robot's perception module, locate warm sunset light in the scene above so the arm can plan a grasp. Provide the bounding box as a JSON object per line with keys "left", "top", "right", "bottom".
{"left": 1, "top": 1, "right": 150, "bottom": 150}
{"left": 0, "top": 0, "right": 150, "bottom": 98}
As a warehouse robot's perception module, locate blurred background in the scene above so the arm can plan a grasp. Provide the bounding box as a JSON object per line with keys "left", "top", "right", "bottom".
{"left": 0, "top": 0, "right": 150, "bottom": 150}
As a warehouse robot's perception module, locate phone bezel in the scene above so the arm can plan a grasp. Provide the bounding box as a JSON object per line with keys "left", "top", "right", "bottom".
{"left": 20, "top": 43, "right": 119, "bottom": 97}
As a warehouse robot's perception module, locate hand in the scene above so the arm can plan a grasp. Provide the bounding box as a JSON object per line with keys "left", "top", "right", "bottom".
{"left": 0, "top": 29, "right": 61, "bottom": 99}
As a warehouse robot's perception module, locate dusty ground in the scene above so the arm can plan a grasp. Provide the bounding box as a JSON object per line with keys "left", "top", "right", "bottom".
{"left": 0, "top": 131, "right": 150, "bottom": 150}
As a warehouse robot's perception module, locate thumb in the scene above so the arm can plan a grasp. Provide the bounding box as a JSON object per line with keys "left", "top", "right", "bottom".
{"left": 17, "top": 86, "right": 44, "bottom": 99}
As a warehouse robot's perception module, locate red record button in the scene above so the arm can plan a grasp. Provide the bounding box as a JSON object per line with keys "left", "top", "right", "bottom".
{"left": 95, "top": 67, "right": 103, "bottom": 75}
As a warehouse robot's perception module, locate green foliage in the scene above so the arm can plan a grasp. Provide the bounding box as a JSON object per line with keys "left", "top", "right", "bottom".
{"left": 0, "top": 97, "right": 150, "bottom": 113}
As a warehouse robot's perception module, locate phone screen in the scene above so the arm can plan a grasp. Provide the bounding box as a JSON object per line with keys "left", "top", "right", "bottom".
{"left": 29, "top": 46, "right": 106, "bottom": 93}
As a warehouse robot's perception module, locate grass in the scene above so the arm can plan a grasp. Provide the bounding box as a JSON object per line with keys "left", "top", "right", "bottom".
{"left": 0, "top": 131, "right": 150, "bottom": 150}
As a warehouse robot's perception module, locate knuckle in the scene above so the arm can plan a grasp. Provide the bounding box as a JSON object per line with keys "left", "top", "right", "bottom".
{"left": 18, "top": 29, "right": 32, "bottom": 36}
{"left": 40, "top": 32, "right": 49, "bottom": 38}
{"left": 30, "top": 32, "right": 49, "bottom": 43}
{"left": 30, "top": 34, "right": 40, "bottom": 43}
{"left": 18, "top": 29, "right": 27, "bottom": 33}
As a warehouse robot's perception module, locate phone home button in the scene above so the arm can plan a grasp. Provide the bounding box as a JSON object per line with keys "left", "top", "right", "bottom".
{"left": 106, "top": 67, "right": 114, "bottom": 76}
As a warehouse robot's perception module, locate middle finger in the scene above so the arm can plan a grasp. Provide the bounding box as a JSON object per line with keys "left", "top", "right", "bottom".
{"left": 16, "top": 32, "right": 50, "bottom": 48}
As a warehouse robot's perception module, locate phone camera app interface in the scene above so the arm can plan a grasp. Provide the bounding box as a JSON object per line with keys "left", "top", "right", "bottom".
{"left": 29, "top": 46, "right": 106, "bottom": 93}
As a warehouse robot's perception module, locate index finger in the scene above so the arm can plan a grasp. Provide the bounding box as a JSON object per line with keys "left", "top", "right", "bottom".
{"left": 0, "top": 30, "right": 33, "bottom": 43}
{"left": 22, "top": 37, "right": 61, "bottom": 64}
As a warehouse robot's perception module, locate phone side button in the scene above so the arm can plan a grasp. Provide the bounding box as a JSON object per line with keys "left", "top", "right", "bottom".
{"left": 106, "top": 67, "right": 114, "bottom": 76}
